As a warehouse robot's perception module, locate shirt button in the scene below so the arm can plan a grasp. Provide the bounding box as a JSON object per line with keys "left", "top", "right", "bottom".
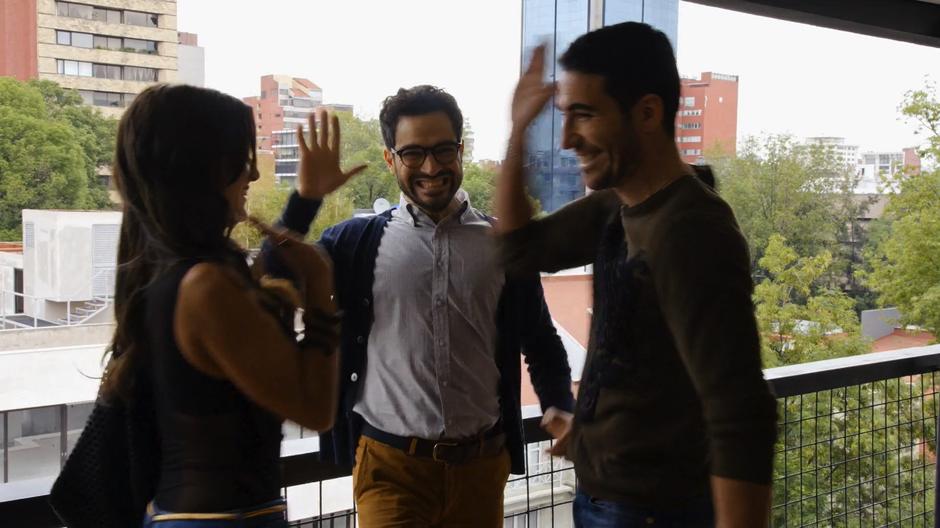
{"left": 356, "top": 336, "right": 364, "bottom": 344}
{"left": 362, "top": 298, "right": 370, "bottom": 307}
{"left": 350, "top": 372, "right": 358, "bottom": 382}
{"left": 435, "top": 297, "right": 445, "bottom": 307}
{"left": 442, "top": 380, "right": 449, "bottom": 387}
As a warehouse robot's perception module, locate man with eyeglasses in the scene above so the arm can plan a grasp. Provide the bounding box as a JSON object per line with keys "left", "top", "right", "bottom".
{"left": 267, "top": 85, "right": 575, "bottom": 527}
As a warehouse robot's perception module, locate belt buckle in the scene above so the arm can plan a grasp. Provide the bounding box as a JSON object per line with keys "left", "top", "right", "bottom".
{"left": 432, "top": 441, "right": 460, "bottom": 462}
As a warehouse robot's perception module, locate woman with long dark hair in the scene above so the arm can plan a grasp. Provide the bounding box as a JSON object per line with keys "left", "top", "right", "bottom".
{"left": 103, "top": 84, "right": 339, "bottom": 527}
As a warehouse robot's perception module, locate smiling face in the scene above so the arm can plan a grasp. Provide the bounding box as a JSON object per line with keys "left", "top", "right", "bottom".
{"left": 384, "top": 111, "right": 464, "bottom": 215}
{"left": 556, "top": 70, "right": 644, "bottom": 191}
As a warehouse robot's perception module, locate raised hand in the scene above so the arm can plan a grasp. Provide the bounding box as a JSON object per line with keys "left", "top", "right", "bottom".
{"left": 248, "top": 216, "right": 334, "bottom": 303}
{"left": 511, "top": 45, "right": 555, "bottom": 133}
{"left": 296, "top": 109, "right": 367, "bottom": 200}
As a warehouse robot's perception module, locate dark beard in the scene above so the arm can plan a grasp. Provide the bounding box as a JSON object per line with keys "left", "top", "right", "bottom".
{"left": 397, "top": 170, "right": 456, "bottom": 213}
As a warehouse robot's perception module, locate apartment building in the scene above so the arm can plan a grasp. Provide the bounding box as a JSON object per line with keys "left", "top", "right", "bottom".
{"left": 1, "top": 0, "right": 180, "bottom": 117}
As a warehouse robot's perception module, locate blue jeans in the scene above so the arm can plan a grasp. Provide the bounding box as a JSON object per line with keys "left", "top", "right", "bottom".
{"left": 143, "top": 498, "right": 288, "bottom": 527}
{"left": 573, "top": 488, "right": 715, "bottom": 528}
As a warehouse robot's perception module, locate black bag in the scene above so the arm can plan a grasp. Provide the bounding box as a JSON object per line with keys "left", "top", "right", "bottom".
{"left": 49, "top": 387, "right": 159, "bottom": 528}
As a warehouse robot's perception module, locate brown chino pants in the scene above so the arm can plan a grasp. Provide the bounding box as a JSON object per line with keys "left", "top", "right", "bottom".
{"left": 353, "top": 436, "right": 511, "bottom": 527}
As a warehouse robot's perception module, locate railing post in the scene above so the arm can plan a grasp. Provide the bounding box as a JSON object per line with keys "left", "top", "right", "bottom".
{"left": 933, "top": 400, "right": 940, "bottom": 528}
{"left": 59, "top": 405, "right": 68, "bottom": 469}
{"left": 3, "top": 411, "right": 8, "bottom": 483}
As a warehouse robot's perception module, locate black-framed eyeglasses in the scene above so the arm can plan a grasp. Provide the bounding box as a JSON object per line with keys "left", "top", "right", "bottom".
{"left": 391, "top": 141, "right": 462, "bottom": 169}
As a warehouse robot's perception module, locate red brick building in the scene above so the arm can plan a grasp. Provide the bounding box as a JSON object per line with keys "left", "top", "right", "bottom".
{"left": 675, "top": 72, "right": 739, "bottom": 164}
{"left": 242, "top": 75, "right": 323, "bottom": 151}
{"left": 0, "top": 0, "right": 39, "bottom": 81}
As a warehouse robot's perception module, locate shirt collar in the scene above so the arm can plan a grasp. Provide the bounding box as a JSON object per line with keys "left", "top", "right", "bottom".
{"left": 396, "top": 189, "right": 472, "bottom": 226}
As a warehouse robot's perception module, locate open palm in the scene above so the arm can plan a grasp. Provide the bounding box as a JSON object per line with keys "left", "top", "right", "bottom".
{"left": 512, "top": 45, "right": 555, "bottom": 131}
{"left": 296, "top": 110, "right": 367, "bottom": 200}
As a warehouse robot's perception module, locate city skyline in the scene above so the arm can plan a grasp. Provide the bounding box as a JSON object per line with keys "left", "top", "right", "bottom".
{"left": 177, "top": 0, "right": 940, "bottom": 161}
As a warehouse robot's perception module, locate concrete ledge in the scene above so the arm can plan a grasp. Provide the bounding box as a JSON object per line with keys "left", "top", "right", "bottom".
{"left": 0, "top": 324, "right": 112, "bottom": 352}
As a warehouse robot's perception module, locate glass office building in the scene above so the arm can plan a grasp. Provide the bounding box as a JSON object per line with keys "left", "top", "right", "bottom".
{"left": 521, "top": 0, "right": 678, "bottom": 212}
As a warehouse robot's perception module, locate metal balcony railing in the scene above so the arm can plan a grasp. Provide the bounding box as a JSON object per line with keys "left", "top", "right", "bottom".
{"left": 2, "top": 345, "right": 939, "bottom": 527}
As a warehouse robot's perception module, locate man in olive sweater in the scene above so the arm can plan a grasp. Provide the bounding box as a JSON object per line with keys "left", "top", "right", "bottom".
{"left": 496, "top": 22, "right": 778, "bottom": 527}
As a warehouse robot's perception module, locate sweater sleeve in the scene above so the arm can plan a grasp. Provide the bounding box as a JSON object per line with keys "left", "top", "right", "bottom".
{"left": 499, "top": 190, "right": 621, "bottom": 275}
{"left": 276, "top": 191, "right": 322, "bottom": 237}
{"left": 515, "top": 276, "right": 576, "bottom": 413}
{"left": 651, "top": 210, "right": 778, "bottom": 484}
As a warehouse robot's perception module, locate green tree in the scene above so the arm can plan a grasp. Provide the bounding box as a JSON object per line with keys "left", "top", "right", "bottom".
{"left": 762, "top": 236, "right": 933, "bottom": 528}
{"left": 461, "top": 162, "right": 496, "bottom": 214}
{"left": 332, "top": 112, "right": 396, "bottom": 209}
{"left": 231, "top": 152, "right": 289, "bottom": 249}
{"left": 0, "top": 77, "right": 114, "bottom": 240}
{"left": 863, "top": 84, "right": 940, "bottom": 337}
{"left": 755, "top": 235, "right": 870, "bottom": 368}
{"left": 864, "top": 169, "right": 940, "bottom": 336}
{"left": 761, "top": 86, "right": 940, "bottom": 528}
{"left": 712, "top": 135, "right": 859, "bottom": 274}
{"left": 309, "top": 189, "right": 354, "bottom": 241}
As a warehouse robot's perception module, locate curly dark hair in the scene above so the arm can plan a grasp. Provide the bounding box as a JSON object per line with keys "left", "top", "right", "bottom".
{"left": 379, "top": 85, "right": 463, "bottom": 149}
{"left": 559, "top": 22, "right": 680, "bottom": 138}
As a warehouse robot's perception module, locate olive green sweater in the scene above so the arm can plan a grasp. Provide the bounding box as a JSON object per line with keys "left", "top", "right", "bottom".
{"left": 501, "top": 170, "right": 777, "bottom": 506}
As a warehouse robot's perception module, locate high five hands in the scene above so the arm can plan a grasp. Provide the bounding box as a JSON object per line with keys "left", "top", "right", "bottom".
{"left": 296, "top": 109, "right": 368, "bottom": 200}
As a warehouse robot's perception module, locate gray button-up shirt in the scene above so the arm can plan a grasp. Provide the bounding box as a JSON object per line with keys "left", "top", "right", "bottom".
{"left": 353, "top": 190, "right": 504, "bottom": 440}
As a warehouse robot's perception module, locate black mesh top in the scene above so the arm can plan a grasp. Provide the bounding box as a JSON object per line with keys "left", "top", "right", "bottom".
{"left": 145, "top": 259, "right": 283, "bottom": 512}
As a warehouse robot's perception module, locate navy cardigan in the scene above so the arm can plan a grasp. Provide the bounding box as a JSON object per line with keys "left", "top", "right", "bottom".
{"left": 272, "top": 192, "right": 575, "bottom": 474}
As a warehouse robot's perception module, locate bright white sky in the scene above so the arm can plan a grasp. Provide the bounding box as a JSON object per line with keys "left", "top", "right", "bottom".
{"left": 177, "top": 0, "right": 940, "bottom": 161}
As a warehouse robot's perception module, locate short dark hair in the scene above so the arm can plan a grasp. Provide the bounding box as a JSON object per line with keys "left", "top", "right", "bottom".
{"left": 559, "top": 22, "right": 680, "bottom": 138}
{"left": 379, "top": 85, "right": 463, "bottom": 149}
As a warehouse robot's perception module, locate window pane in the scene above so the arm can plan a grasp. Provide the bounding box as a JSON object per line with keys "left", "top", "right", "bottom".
{"left": 123, "top": 66, "right": 156, "bottom": 82}
{"left": 56, "top": 31, "right": 71, "bottom": 45}
{"left": 108, "top": 37, "right": 121, "bottom": 50}
{"left": 123, "top": 10, "right": 144, "bottom": 25}
{"left": 93, "top": 91, "right": 109, "bottom": 106}
{"left": 56, "top": 59, "right": 64, "bottom": 74}
{"left": 124, "top": 10, "right": 158, "bottom": 27}
{"left": 107, "top": 9, "right": 121, "bottom": 24}
{"left": 64, "top": 60, "right": 78, "bottom": 76}
{"left": 56, "top": 2, "right": 69, "bottom": 16}
{"left": 123, "top": 38, "right": 154, "bottom": 53}
{"left": 93, "top": 64, "right": 119, "bottom": 79}
{"left": 78, "top": 62, "right": 92, "bottom": 77}
{"left": 77, "top": 90, "right": 94, "bottom": 105}
{"left": 92, "top": 7, "right": 107, "bottom": 22}
{"left": 69, "top": 4, "right": 93, "bottom": 19}
{"left": 71, "top": 32, "right": 92, "bottom": 48}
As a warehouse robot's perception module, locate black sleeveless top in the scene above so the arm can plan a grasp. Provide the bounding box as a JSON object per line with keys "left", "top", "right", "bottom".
{"left": 146, "top": 260, "right": 283, "bottom": 512}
